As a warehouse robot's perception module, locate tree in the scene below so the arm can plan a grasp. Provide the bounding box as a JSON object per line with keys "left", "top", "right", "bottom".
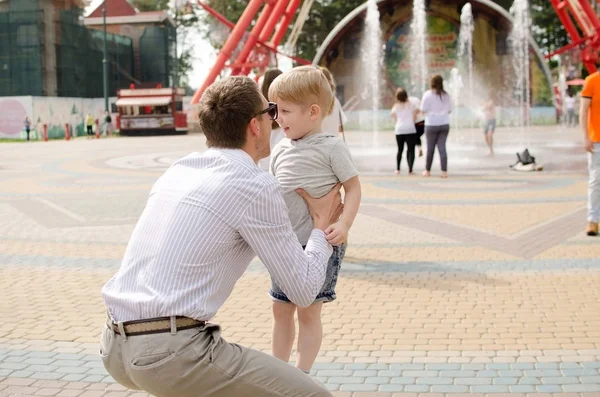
{"left": 198, "top": 0, "right": 364, "bottom": 65}
{"left": 130, "top": 0, "right": 201, "bottom": 87}
{"left": 198, "top": 0, "right": 571, "bottom": 70}
{"left": 529, "top": 0, "right": 569, "bottom": 56}
{"left": 131, "top": 0, "right": 170, "bottom": 12}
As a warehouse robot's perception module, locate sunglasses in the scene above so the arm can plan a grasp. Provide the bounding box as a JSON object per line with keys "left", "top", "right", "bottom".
{"left": 256, "top": 102, "right": 278, "bottom": 121}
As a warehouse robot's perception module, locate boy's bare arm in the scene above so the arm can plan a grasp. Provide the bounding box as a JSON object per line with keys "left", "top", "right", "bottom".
{"left": 325, "top": 175, "right": 361, "bottom": 246}
{"left": 340, "top": 176, "right": 361, "bottom": 227}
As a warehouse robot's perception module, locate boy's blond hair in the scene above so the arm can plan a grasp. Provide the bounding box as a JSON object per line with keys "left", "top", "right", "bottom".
{"left": 268, "top": 65, "right": 334, "bottom": 118}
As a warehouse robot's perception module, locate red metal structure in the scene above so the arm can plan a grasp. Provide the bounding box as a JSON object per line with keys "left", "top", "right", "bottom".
{"left": 547, "top": 0, "right": 600, "bottom": 74}
{"left": 192, "top": 0, "right": 600, "bottom": 108}
{"left": 191, "top": 0, "right": 308, "bottom": 104}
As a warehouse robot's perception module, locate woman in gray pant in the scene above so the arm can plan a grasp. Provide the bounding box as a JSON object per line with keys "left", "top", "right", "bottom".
{"left": 420, "top": 75, "right": 452, "bottom": 178}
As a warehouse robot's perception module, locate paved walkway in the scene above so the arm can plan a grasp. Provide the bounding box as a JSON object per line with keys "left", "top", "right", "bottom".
{"left": 0, "top": 127, "right": 599, "bottom": 397}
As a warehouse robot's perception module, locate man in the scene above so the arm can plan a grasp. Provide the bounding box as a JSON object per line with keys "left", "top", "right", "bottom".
{"left": 100, "top": 76, "right": 342, "bottom": 397}
{"left": 580, "top": 71, "right": 600, "bottom": 236}
{"left": 86, "top": 113, "right": 94, "bottom": 139}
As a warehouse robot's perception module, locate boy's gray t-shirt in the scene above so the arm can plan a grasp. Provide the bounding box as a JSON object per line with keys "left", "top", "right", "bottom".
{"left": 270, "top": 132, "right": 358, "bottom": 245}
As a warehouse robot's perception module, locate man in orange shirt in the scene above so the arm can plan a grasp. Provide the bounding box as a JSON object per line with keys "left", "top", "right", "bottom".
{"left": 580, "top": 71, "right": 600, "bottom": 236}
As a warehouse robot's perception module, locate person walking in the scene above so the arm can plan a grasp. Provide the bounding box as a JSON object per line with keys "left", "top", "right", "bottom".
{"left": 421, "top": 75, "right": 452, "bottom": 178}
{"left": 104, "top": 111, "right": 113, "bottom": 136}
{"left": 86, "top": 113, "right": 94, "bottom": 139}
{"left": 408, "top": 95, "right": 425, "bottom": 157}
{"left": 99, "top": 76, "right": 342, "bottom": 397}
{"left": 483, "top": 98, "right": 496, "bottom": 155}
{"left": 580, "top": 70, "right": 600, "bottom": 236}
{"left": 24, "top": 117, "right": 31, "bottom": 142}
{"left": 391, "top": 88, "right": 419, "bottom": 174}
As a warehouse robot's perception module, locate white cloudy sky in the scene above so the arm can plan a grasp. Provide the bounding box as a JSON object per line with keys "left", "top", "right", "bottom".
{"left": 86, "top": 0, "right": 216, "bottom": 89}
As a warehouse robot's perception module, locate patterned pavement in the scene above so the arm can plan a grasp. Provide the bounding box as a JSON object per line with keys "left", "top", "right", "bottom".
{"left": 1, "top": 126, "right": 599, "bottom": 397}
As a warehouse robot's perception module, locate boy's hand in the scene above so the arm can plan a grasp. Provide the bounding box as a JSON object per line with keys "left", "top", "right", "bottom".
{"left": 325, "top": 221, "right": 349, "bottom": 246}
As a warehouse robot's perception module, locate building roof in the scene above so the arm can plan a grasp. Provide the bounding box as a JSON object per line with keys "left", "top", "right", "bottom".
{"left": 85, "top": 10, "right": 174, "bottom": 26}
{"left": 87, "top": 0, "right": 136, "bottom": 18}
{"left": 85, "top": 1, "right": 174, "bottom": 26}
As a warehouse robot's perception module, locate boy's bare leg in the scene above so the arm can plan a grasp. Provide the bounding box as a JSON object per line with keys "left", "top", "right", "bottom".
{"left": 484, "top": 132, "right": 492, "bottom": 155}
{"left": 296, "top": 303, "right": 324, "bottom": 372}
{"left": 272, "top": 301, "right": 297, "bottom": 363}
{"left": 486, "top": 132, "right": 494, "bottom": 155}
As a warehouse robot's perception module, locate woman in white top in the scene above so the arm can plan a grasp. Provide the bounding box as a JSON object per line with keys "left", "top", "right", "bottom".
{"left": 391, "top": 88, "right": 419, "bottom": 174}
{"left": 420, "top": 74, "right": 452, "bottom": 178}
{"left": 258, "top": 68, "right": 284, "bottom": 171}
{"left": 320, "top": 67, "right": 348, "bottom": 136}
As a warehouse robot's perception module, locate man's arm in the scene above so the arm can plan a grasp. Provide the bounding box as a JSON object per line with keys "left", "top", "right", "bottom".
{"left": 238, "top": 181, "right": 339, "bottom": 307}
{"left": 580, "top": 97, "right": 593, "bottom": 152}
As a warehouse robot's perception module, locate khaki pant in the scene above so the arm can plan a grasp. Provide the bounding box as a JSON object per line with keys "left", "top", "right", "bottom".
{"left": 100, "top": 322, "right": 331, "bottom": 397}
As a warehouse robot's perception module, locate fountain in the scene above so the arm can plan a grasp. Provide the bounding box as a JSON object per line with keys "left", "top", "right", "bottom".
{"left": 558, "top": 67, "right": 568, "bottom": 127}
{"left": 509, "top": 0, "right": 531, "bottom": 142}
{"left": 448, "top": 68, "right": 464, "bottom": 131}
{"left": 458, "top": 3, "right": 474, "bottom": 96}
{"left": 361, "top": 0, "right": 383, "bottom": 140}
{"left": 409, "top": 0, "right": 428, "bottom": 95}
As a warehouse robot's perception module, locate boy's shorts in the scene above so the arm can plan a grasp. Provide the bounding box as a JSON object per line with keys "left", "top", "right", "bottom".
{"left": 269, "top": 243, "right": 346, "bottom": 304}
{"left": 483, "top": 119, "right": 496, "bottom": 134}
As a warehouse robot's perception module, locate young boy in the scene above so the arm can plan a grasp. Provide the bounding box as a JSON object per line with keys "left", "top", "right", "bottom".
{"left": 268, "top": 66, "right": 362, "bottom": 373}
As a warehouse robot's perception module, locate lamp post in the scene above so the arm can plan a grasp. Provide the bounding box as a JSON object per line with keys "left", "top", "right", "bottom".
{"left": 102, "top": 6, "right": 109, "bottom": 113}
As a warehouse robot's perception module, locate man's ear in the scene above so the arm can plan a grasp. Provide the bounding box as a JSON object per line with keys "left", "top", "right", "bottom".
{"left": 248, "top": 117, "right": 260, "bottom": 138}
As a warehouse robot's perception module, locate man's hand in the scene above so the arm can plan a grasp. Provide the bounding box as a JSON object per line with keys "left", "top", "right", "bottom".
{"left": 296, "top": 184, "right": 343, "bottom": 232}
{"left": 585, "top": 136, "right": 594, "bottom": 152}
{"left": 325, "top": 220, "right": 349, "bottom": 246}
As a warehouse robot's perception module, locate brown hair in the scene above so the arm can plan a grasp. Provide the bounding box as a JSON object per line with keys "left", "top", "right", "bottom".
{"left": 261, "top": 68, "right": 283, "bottom": 129}
{"left": 395, "top": 88, "right": 408, "bottom": 103}
{"left": 431, "top": 75, "right": 447, "bottom": 98}
{"left": 198, "top": 76, "right": 263, "bottom": 149}
{"left": 268, "top": 65, "right": 334, "bottom": 118}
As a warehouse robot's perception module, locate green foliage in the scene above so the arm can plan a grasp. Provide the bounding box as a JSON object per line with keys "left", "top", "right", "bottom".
{"left": 131, "top": 0, "right": 170, "bottom": 12}
{"left": 199, "top": 0, "right": 363, "bottom": 62}
{"left": 199, "top": 0, "right": 570, "bottom": 62}
{"left": 130, "top": 0, "right": 201, "bottom": 87}
{"left": 294, "top": 0, "right": 364, "bottom": 61}
{"left": 530, "top": 0, "right": 569, "bottom": 55}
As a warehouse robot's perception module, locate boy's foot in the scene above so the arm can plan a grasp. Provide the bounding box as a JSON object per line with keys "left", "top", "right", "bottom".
{"left": 408, "top": 170, "right": 414, "bottom": 175}
{"left": 394, "top": 170, "right": 400, "bottom": 175}
{"left": 441, "top": 171, "right": 448, "bottom": 179}
{"left": 422, "top": 170, "right": 430, "bottom": 177}
{"left": 586, "top": 222, "right": 599, "bottom": 236}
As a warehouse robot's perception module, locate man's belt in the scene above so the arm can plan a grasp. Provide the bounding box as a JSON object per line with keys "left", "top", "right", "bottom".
{"left": 107, "top": 316, "right": 205, "bottom": 336}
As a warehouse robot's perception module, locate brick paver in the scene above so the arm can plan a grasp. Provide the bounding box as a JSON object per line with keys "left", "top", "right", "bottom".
{"left": 0, "top": 128, "right": 598, "bottom": 396}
